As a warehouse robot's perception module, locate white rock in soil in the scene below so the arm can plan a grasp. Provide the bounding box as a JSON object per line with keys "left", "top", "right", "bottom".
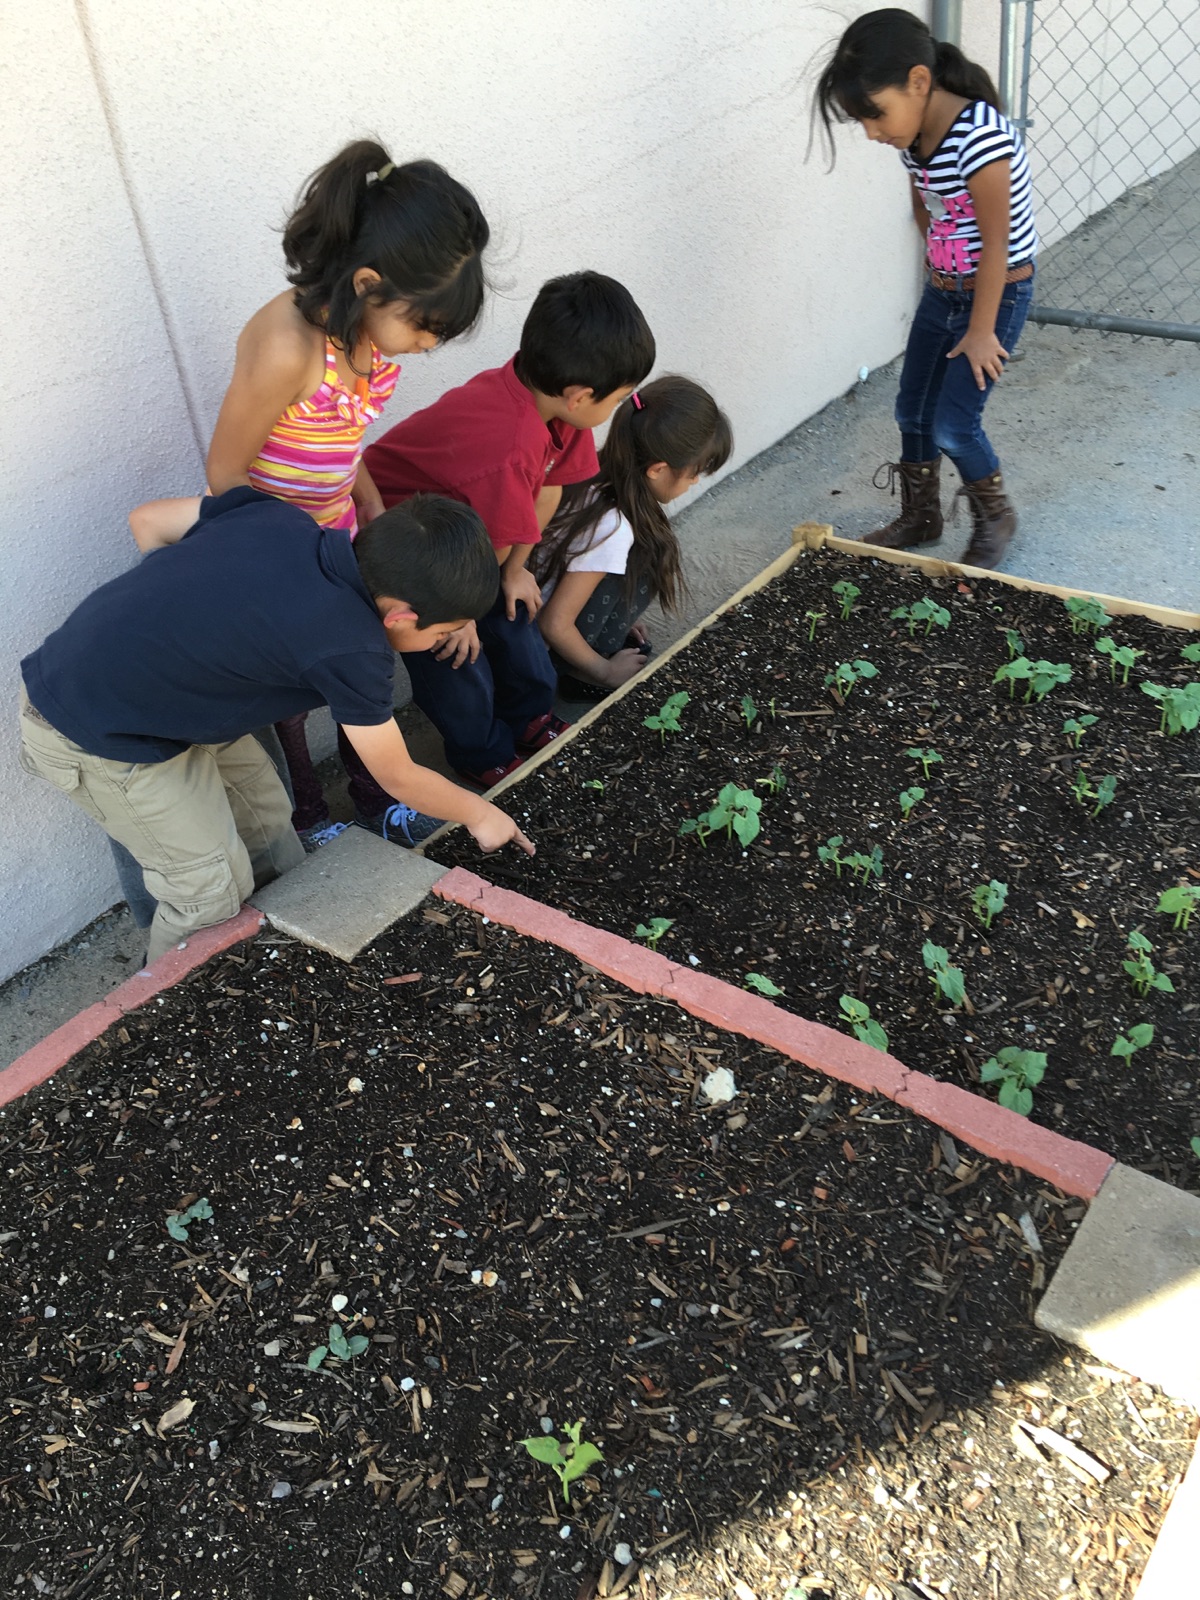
{"left": 330, "top": 1293, "right": 349, "bottom": 1312}
{"left": 701, "top": 1067, "right": 737, "bottom": 1104}
{"left": 347, "top": 1077, "right": 364, "bottom": 1094}
{"left": 614, "top": 1542, "right": 633, "bottom": 1566}
{"left": 262, "top": 1340, "right": 281, "bottom": 1357}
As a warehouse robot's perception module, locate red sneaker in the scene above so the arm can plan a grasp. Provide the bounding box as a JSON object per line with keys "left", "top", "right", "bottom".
{"left": 453, "top": 755, "right": 524, "bottom": 791}
{"left": 517, "top": 711, "right": 571, "bottom": 753}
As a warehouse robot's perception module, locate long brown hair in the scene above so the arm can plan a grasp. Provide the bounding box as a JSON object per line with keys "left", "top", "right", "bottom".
{"left": 534, "top": 375, "right": 732, "bottom": 614}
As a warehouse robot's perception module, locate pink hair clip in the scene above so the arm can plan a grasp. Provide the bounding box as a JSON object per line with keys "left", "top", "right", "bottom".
{"left": 630, "top": 390, "right": 643, "bottom": 410}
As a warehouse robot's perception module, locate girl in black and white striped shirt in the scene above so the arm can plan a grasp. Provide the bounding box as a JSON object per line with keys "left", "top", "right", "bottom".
{"left": 815, "top": 9, "right": 1039, "bottom": 569}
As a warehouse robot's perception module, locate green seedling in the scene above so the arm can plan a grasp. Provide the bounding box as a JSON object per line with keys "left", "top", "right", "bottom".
{"left": 1095, "top": 636, "right": 1144, "bottom": 685}
{"left": 1181, "top": 642, "right": 1200, "bottom": 665}
{"left": 1062, "top": 715, "right": 1097, "bottom": 748}
{"left": 740, "top": 694, "right": 759, "bottom": 729}
{"left": 842, "top": 846, "right": 884, "bottom": 885}
{"left": 756, "top": 764, "right": 787, "bottom": 796}
{"left": 1111, "top": 1023, "right": 1154, "bottom": 1061}
{"left": 1003, "top": 627, "right": 1026, "bottom": 661}
{"left": 831, "top": 579, "right": 860, "bottom": 620}
{"left": 1192, "top": 1136, "right": 1200, "bottom": 1162}
{"left": 898, "top": 785, "right": 925, "bottom": 820}
{"left": 680, "top": 783, "right": 762, "bottom": 847}
{"left": 891, "top": 596, "right": 950, "bottom": 635}
{"left": 970, "top": 879, "right": 1009, "bottom": 929}
{"left": 768, "top": 698, "right": 778, "bottom": 721}
{"left": 839, "top": 995, "right": 888, "bottom": 1051}
{"left": 1071, "top": 769, "right": 1117, "bottom": 817}
{"left": 582, "top": 779, "right": 604, "bottom": 793}
{"left": 980, "top": 1047, "right": 1047, "bottom": 1117}
{"left": 1158, "top": 884, "right": 1200, "bottom": 932}
{"left": 307, "top": 1320, "right": 370, "bottom": 1370}
{"left": 993, "top": 657, "right": 1073, "bottom": 702}
{"left": 804, "top": 610, "right": 826, "bottom": 641}
{"left": 745, "top": 972, "right": 784, "bottom": 997}
{"left": 922, "top": 941, "right": 967, "bottom": 1008}
{"left": 817, "top": 835, "right": 846, "bottom": 877}
{"left": 825, "top": 659, "right": 878, "bottom": 698}
{"left": 1122, "top": 930, "right": 1175, "bottom": 999}
{"left": 634, "top": 918, "right": 673, "bottom": 951}
{"left": 1142, "top": 681, "right": 1200, "bottom": 735}
{"left": 1064, "top": 595, "right": 1113, "bottom": 635}
{"left": 166, "top": 1197, "right": 213, "bottom": 1243}
{"left": 904, "top": 747, "right": 942, "bottom": 779}
{"left": 520, "top": 1420, "right": 604, "bottom": 1503}
{"left": 643, "top": 690, "right": 690, "bottom": 741}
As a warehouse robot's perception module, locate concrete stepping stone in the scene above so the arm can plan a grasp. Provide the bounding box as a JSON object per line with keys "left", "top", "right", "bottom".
{"left": 1036, "top": 1163, "right": 1200, "bottom": 1407}
{"left": 251, "top": 827, "right": 447, "bottom": 962}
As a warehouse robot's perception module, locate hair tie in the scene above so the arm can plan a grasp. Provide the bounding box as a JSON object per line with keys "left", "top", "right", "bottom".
{"left": 366, "top": 162, "right": 395, "bottom": 186}
{"left": 630, "top": 391, "right": 643, "bottom": 410}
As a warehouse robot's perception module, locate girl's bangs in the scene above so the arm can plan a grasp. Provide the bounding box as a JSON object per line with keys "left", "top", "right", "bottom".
{"left": 406, "top": 256, "right": 486, "bottom": 343}
{"left": 835, "top": 79, "right": 884, "bottom": 122}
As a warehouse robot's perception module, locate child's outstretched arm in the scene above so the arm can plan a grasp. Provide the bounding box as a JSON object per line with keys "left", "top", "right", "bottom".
{"left": 538, "top": 572, "right": 648, "bottom": 689}
{"left": 948, "top": 162, "right": 1013, "bottom": 390}
{"left": 207, "top": 305, "right": 313, "bottom": 493}
{"left": 129, "top": 496, "right": 203, "bottom": 553}
{"left": 341, "top": 720, "right": 535, "bottom": 856}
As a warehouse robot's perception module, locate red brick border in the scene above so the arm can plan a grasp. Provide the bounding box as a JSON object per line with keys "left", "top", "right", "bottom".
{"left": 434, "top": 868, "right": 1115, "bottom": 1199}
{"left": 0, "top": 907, "right": 265, "bottom": 1109}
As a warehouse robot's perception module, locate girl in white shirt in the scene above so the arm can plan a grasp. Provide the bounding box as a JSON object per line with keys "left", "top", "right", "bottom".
{"left": 534, "top": 375, "right": 731, "bottom": 701}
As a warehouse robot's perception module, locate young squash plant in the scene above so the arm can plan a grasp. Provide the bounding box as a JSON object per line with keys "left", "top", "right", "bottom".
{"left": 1062, "top": 714, "right": 1098, "bottom": 748}
{"left": 520, "top": 1420, "right": 604, "bottom": 1503}
{"left": 839, "top": 995, "right": 888, "bottom": 1050}
{"left": 1158, "top": 884, "right": 1200, "bottom": 932}
{"left": 980, "top": 1047, "right": 1047, "bottom": 1116}
{"left": 1142, "top": 681, "right": 1200, "bottom": 735}
{"left": 922, "top": 941, "right": 967, "bottom": 1008}
{"left": 1111, "top": 1023, "right": 1154, "bottom": 1061}
{"left": 1095, "top": 636, "right": 1144, "bottom": 684}
{"left": 642, "top": 691, "right": 690, "bottom": 741}
{"left": 1123, "top": 930, "right": 1175, "bottom": 999}
{"left": 891, "top": 596, "right": 950, "bottom": 635}
{"left": 970, "top": 879, "right": 1008, "bottom": 929}
{"left": 1063, "top": 595, "right": 1112, "bottom": 635}
{"left": 679, "top": 783, "right": 762, "bottom": 847}
{"left": 634, "top": 918, "right": 673, "bottom": 951}
{"left": 1071, "top": 769, "right": 1117, "bottom": 817}
{"left": 994, "top": 658, "right": 1072, "bottom": 702}
{"left": 825, "top": 660, "right": 878, "bottom": 698}
{"left": 831, "top": 579, "right": 860, "bottom": 620}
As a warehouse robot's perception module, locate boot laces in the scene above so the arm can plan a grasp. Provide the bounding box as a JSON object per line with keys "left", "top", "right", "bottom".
{"left": 872, "top": 461, "right": 903, "bottom": 496}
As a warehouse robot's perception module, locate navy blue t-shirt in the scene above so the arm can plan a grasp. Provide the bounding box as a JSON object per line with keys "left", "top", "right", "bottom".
{"left": 22, "top": 488, "right": 396, "bottom": 762}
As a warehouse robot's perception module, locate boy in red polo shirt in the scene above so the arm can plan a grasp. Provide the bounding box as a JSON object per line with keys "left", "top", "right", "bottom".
{"left": 365, "top": 271, "right": 655, "bottom": 787}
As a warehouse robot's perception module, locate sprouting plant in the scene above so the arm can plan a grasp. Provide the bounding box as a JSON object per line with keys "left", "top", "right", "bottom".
{"left": 898, "top": 785, "right": 925, "bottom": 820}
{"left": 756, "top": 764, "right": 787, "bottom": 796}
{"left": 643, "top": 690, "right": 690, "bottom": 741}
{"left": 307, "top": 1320, "right": 370, "bottom": 1370}
{"left": 817, "top": 835, "right": 846, "bottom": 877}
{"left": 768, "top": 698, "right": 778, "bottom": 721}
{"left": 1122, "top": 930, "right": 1175, "bottom": 999}
{"left": 1003, "top": 627, "right": 1026, "bottom": 661}
{"left": 993, "top": 658, "right": 1073, "bottom": 702}
{"left": 980, "top": 1047, "right": 1047, "bottom": 1116}
{"left": 166, "top": 1197, "right": 213, "bottom": 1243}
{"left": 1192, "top": 1136, "right": 1200, "bottom": 1161}
{"left": 634, "top": 918, "right": 674, "bottom": 951}
{"left": 891, "top": 596, "right": 951, "bottom": 636}
{"left": 582, "top": 779, "right": 604, "bottom": 793}
{"left": 1111, "top": 1023, "right": 1154, "bottom": 1061}
{"left": 745, "top": 972, "right": 784, "bottom": 997}
{"left": 922, "top": 941, "right": 967, "bottom": 1008}
{"left": 740, "top": 694, "right": 759, "bottom": 729}
{"left": 679, "top": 783, "right": 762, "bottom": 847}
{"left": 904, "top": 747, "right": 942, "bottom": 779}
{"left": 1181, "top": 642, "right": 1200, "bottom": 665}
{"left": 825, "top": 659, "right": 878, "bottom": 698}
{"left": 842, "top": 846, "right": 884, "bottom": 885}
{"left": 1062, "top": 714, "right": 1098, "bottom": 748}
{"left": 1142, "top": 681, "right": 1200, "bottom": 735}
{"left": 831, "top": 580, "right": 860, "bottom": 620}
{"left": 970, "top": 879, "right": 1009, "bottom": 929}
{"left": 520, "top": 1420, "right": 604, "bottom": 1503}
{"left": 1158, "top": 884, "right": 1200, "bottom": 931}
{"left": 1071, "top": 769, "right": 1118, "bottom": 817}
{"left": 1064, "top": 595, "right": 1113, "bottom": 635}
{"left": 839, "top": 995, "right": 888, "bottom": 1051}
{"left": 804, "top": 610, "right": 826, "bottom": 641}
{"left": 1095, "top": 636, "right": 1144, "bottom": 685}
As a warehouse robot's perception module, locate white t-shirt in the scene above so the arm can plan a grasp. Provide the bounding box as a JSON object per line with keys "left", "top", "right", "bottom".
{"left": 540, "top": 505, "right": 636, "bottom": 600}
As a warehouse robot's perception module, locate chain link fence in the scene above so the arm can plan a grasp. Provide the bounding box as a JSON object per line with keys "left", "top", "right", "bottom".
{"left": 1001, "top": 0, "right": 1200, "bottom": 339}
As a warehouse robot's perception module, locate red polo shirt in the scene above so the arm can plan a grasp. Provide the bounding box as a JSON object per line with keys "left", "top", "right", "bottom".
{"left": 364, "top": 356, "right": 600, "bottom": 552}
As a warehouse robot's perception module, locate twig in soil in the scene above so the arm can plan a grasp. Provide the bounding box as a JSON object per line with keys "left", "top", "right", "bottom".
{"left": 608, "top": 1217, "right": 689, "bottom": 1240}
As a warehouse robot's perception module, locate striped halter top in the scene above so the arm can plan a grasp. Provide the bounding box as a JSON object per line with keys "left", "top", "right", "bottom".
{"left": 247, "top": 337, "right": 400, "bottom": 533}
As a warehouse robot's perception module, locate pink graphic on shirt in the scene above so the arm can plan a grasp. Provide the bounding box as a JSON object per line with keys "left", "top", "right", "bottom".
{"left": 924, "top": 189, "right": 978, "bottom": 273}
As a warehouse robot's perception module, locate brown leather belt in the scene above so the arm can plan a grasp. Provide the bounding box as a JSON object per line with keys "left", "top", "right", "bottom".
{"left": 928, "top": 261, "right": 1034, "bottom": 292}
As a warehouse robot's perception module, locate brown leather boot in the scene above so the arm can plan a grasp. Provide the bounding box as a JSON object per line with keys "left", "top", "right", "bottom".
{"left": 860, "top": 458, "right": 943, "bottom": 548}
{"left": 957, "top": 470, "right": 1017, "bottom": 568}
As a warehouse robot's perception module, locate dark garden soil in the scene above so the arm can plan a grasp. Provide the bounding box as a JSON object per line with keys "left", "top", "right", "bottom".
{"left": 1, "top": 906, "right": 1194, "bottom": 1600}
{"left": 429, "top": 547, "right": 1200, "bottom": 1190}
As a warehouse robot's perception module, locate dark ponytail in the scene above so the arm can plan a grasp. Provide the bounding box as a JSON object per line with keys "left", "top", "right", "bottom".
{"left": 283, "top": 139, "right": 489, "bottom": 370}
{"left": 533, "top": 375, "right": 732, "bottom": 616}
{"left": 813, "top": 8, "right": 999, "bottom": 162}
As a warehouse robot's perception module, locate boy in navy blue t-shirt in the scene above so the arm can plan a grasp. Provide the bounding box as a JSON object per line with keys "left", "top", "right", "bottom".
{"left": 19, "top": 488, "right": 532, "bottom": 962}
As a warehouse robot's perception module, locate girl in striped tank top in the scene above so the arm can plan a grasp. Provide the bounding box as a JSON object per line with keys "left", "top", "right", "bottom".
{"left": 206, "top": 140, "right": 490, "bottom": 845}
{"left": 815, "top": 9, "right": 1038, "bottom": 570}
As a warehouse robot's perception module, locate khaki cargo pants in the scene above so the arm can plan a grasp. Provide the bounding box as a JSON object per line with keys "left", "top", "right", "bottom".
{"left": 19, "top": 689, "right": 305, "bottom": 963}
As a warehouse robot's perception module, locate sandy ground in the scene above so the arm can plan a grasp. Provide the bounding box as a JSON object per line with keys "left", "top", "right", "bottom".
{"left": 4, "top": 282, "right": 1197, "bottom": 1070}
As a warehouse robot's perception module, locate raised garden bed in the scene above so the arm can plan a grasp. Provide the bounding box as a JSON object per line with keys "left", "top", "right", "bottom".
{"left": 428, "top": 536, "right": 1200, "bottom": 1190}
{"left": 2, "top": 904, "right": 1193, "bottom": 1600}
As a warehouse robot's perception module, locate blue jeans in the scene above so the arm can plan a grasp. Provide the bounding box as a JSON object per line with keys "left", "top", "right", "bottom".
{"left": 895, "top": 274, "right": 1034, "bottom": 483}
{"left": 402, "top": 595, "right": 557, "bottom": 773}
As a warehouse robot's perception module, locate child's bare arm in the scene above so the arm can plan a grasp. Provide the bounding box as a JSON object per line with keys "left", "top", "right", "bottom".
{"left": 538, "top": 573, "right": 647, "bottom": 688}
{"left": 206, "top": 306, "right": 313, "bottom": 493}
{"left": 129, "top": 497, "right": 203, "bottom": 553}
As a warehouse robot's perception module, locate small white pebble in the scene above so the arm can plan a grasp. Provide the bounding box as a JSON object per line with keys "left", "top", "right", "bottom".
{"left": 399, "top": 1377, "right": 416, "bottom": 1392}
{"left": 347, "top": 1077, "right": 364, "bottom": 1094}
{"left": 614, "top": 1542, "right": 633, "bottom": 1566}
{"left": 559, "top": 1525, "right": 572, "bottom": 1540}
{"left": 331, "top": 1294, "right": 349, "bottom": 1312}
